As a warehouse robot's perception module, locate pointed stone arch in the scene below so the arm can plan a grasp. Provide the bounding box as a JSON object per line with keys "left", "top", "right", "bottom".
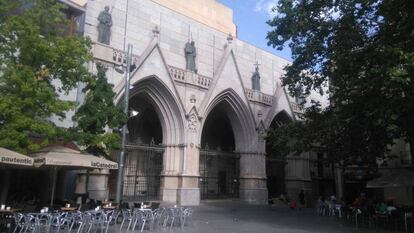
{"left": 116, "top": 75, "right": 185, "bottom": 145}
{"left": 199, "top": 88, "right": 256, "bottom": 152}
{"left": 127, "top": 76, "right": 185, "bottom": 145}
{"left": 118, "top": 75, "right": 188, "bottom": 203}
{"left": 268, "top": 110, "right": 294, "bottom": 128}
{"left": 265, "top": 109, "right": 295, "bottom": 201}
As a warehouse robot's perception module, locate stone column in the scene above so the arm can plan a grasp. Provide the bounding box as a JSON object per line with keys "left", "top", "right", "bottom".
{"left": 174, "top": 108, "right": 201, "bottom": 205}
{"left": 160, "top": 144, "right": 185, "bottom": 203}
{"left": 239, "top": 152, "right": 268, "bottom": 204}
{"left": 74, "top": 169, "right": 110, "bottom": 201}
{"left": 177, "top": 143, "right": 200, "bottom": 205}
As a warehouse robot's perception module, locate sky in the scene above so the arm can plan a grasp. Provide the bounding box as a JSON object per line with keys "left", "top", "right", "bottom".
{"left": 218, "top": 0, "right": 292, "bottom": 61}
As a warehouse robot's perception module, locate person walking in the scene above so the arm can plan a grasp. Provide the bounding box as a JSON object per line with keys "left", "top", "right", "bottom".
{"left": 298, "top": 189, "right": 305, "bottom": 209}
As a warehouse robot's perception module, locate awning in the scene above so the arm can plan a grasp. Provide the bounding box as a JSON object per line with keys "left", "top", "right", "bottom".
{"left": 32, "top": 146, "right": 118, "bottom": 170}
{"left": 0, "top": 147, "right": 34, "bottom": 167}
{"left": 31, "top": 145, "right": 118, "bottom": 206}
{"left": 366, "top": 169, "right": 414, "bottom": 188}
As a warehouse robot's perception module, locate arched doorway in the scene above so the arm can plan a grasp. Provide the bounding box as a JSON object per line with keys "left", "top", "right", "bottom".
{"left": 199, "top": 102, "right": 239, "bottom": 199}
{"left": 116, "top": 77, "right": 185, "bottom": 202}
{"left": 266, "top": 111, "right": 292, "bottom": 199}
{"left": 122, "top": 95, "right": 164, "bottom": 202}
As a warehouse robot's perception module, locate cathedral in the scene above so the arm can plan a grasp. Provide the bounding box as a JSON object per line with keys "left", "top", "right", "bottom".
{"left": 61, "top": 0, "right": 323, "bottom": 206}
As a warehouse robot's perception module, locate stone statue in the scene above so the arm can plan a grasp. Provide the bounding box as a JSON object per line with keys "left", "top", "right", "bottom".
{"left": 252, "top": 65, "right": 261, "bottom": 91}
{"left": 184, "top": 41, "right": 197, "bottom": 73}
{"left": 97, "top": 6, "right": 112, "bottom": 45}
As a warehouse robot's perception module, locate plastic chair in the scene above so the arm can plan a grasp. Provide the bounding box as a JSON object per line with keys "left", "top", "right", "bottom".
{"left": 12, "top": 213, "right": 25, "bottom": 233}
{"left": 68, "top": 211, "right": 83, "bottom": 233}
{"left": 102, "top": 210, "right": 119, "bottom": 233}
{"left": 181, "top": 207, "right": 193, "bottom": 228}
{"left": 166, "top": 207, "right": 183, "bottom": 230}
{"left": 119, "top": 209, "right": 134, "bottom": 232}
{"left": 50, "top": 212, "right": 69, "bottom": 233}
{"left": 132, "top": 209, "right": 151, "bottom": 233}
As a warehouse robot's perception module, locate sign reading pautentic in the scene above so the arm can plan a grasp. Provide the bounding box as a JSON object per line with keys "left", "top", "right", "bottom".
{"left": 0, "top": 147, "right": 34, "bottom": 166}
{"left": 1, "top": 156, "right": 33, "bottom": 165}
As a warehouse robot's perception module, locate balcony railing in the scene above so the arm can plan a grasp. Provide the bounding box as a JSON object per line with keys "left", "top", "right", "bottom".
{"left": 245, "top": 89, "right": 273, "bottom": 106}
{"left": 168, "top": 66, "right": 212, "bottom": 90}
{"left": 92, "top": 43, "right": 139, "bottom": 66}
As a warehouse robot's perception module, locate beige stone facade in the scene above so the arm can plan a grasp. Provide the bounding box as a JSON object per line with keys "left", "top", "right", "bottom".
{"left": 58, "top": 0, "right": 412, "bottom": 207}
{"left": 60, "top": 0, "right": 316, "bottom": 205}
{"left": 151, "top": 0, "right": 236, "bottom": 36}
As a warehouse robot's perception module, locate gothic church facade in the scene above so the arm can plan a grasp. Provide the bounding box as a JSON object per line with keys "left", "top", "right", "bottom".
{"left": 63, "top": 0, "right": 316, "bottom": 205}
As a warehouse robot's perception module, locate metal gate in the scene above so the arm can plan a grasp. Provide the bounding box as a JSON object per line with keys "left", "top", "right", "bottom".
{"left": 199, "top": 150, "right": 239, "bottom": 199}
{"left": 122, "top": 144, "right": 163, "bottom": 202}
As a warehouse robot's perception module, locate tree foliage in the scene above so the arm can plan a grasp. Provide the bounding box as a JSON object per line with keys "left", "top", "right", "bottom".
{"left": 72, "top": 63, "right": 126, "bottom": 157}
{"left": 0, "top": 0, "right": 92, "bottom": 154}
{"left": 266, "top": 0, "right": 414, "bottom": 165}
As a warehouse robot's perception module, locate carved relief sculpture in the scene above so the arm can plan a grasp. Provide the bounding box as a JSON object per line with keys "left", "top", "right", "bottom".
{"left": 188, "top": 112, "right": 198, "bottom": 132}
{"left": 97, "top": 6, "right": 112, "bottom": 45}
{"left": 184, "top": 41, "right": 197, "bottom": 73}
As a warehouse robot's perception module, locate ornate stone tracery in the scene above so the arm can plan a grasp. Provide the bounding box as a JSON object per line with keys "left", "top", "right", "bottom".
{"left": 186, "top": 107, "right": 200, "bottom": 133}
{"left": 188, "top": 112, "right": 198, "bottom": 132}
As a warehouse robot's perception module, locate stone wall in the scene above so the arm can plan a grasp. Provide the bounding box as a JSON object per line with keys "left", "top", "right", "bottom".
{"left": 69, "top": 0, "right": 301, "bottom": 205}
{"left": 83, "top": 0, "right": 290, "bottom": 98}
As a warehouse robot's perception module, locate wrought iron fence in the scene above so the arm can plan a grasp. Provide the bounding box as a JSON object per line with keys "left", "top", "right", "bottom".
{"left": 199, "top": 150, "right": 240, "bottom": 199}
{"left": 122, "top": 143, "right": 163, "bottom": 202}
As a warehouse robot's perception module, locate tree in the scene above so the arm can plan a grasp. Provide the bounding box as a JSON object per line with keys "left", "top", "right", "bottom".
{"left": 71, "top": 63, "right": 126, "bottom": 157}
{"left": 266, "top": 0, "right": 414, "bottom": 166}
{"left": 0, "top": 0, "right": 92, "bottom": 154}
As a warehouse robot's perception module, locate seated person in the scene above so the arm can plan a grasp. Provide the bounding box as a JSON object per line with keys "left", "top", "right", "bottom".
{"left": 376, "top": 202, "right": 388, "bottom": 214}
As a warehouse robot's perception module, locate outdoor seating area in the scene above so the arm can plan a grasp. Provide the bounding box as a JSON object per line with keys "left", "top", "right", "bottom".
{"left": 316, "top": 197, "right": 414, "bottom": 233}
{"left": 0, "top": 203, "right": 193, "bottom": 233}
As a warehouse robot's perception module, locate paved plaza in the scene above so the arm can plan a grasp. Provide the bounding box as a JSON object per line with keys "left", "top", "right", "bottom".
{"left": 107, "top": 200, "right": 389, "bottom": 233}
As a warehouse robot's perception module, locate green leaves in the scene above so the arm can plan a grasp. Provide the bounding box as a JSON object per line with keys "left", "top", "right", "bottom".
{"left": 266, "top": 0, "right": 414, "bottom": 166}
{"left": 0, "top": 0, "right": 92, "bottom": 154}
{"left": 72, "top": 63, "right": 126, "bottom": 157}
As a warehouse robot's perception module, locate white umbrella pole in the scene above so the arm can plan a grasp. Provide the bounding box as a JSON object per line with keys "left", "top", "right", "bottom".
{"left": 50, "top": 167, "right": 58, "bottom": 207}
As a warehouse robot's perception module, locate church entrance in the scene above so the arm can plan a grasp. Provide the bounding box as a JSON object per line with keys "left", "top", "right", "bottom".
{"left": 200, "top": 103, "right": 239, "bottom": 199}
{"left": 123, "top": 144, "right": 163, "bottom": 202}
{"left": 199, "top": 150, "right": 239, "bottom": 199}
{"left": 266, "top": 111, "right": 292, "bottom": 199}
{"left": 122, "top": 96, "right": 163, "bottom": 202}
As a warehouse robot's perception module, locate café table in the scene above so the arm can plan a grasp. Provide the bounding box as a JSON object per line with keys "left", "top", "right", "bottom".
{"left": 0, "top": 209, "right": 20, "bottom": 213}
{"left": 60, "top": 207, "right": 77, "bottom": 212}
{"left": 102, "top": 205, "right": 117, "bottom": 210}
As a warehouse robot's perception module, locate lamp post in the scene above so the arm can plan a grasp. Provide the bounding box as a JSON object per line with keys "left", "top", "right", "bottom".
{"left": 116, "top": 43, "right": 133, "bottom": 204}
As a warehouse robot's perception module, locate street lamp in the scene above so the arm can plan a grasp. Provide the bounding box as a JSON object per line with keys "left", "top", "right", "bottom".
{"left": 115, "top": 43, "right": 133, "bottom": 204}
